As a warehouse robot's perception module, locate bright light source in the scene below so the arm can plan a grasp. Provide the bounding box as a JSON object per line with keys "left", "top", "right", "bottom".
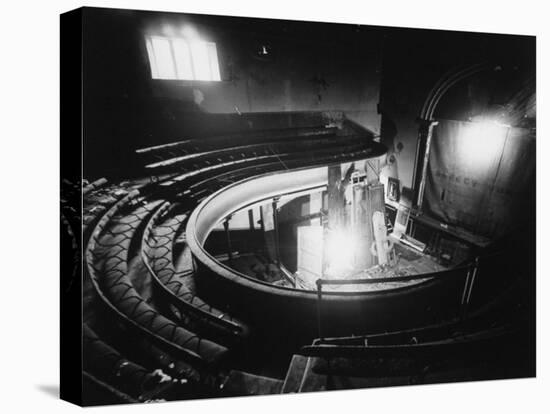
{"left": 145, "top": 35, "right": 221, "bottom": 81}
{"left": 189, "top": 40, "right": 212, "bottom": 81}
{"left": 207, "top": 42, "right": 221, "bottom": 81}
{"left": 324, "top": 229, "right": 356, "bottom": 276}
{"left": 149, "top": 37, "right": 176, "bottom": 79}
{"left": 172, "top": 38, "right": 194, "bottom": 79}
{"left": 458, "top": 120, "right": 510, "bottom": 171}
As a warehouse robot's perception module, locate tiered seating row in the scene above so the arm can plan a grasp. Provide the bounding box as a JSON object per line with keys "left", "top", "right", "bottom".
{"left": 85, "top": 191, "right": 229, "bottom": 369}
{"left": 80, "top": 118, "right": 386, "bottom": 400}
{"left": 142, "top": 202, "right": 249, "bottom": 347}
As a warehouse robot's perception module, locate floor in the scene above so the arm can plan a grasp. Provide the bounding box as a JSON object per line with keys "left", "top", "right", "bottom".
{"left": 226, "top": 241, "right": 447, "bottom": 293}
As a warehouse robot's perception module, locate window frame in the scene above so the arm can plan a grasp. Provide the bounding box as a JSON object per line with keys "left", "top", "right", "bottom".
{"left": 145, "top": 35, "right": 221, "bottom": 82}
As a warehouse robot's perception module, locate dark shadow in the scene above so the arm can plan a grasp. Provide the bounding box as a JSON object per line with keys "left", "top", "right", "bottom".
{"left": 379, "top": 111, "right": 398, "bottom": 150}
{"left": 36, "top": 384, "right": 59, "bottom": 399}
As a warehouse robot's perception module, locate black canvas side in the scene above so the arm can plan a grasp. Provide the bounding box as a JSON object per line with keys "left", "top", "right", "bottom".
{"left": 60, "top": 7, "right": 83, "bottom": 407}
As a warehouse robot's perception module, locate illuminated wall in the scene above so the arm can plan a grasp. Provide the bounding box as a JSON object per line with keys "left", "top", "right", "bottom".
{"left": 378, "top": 29, "right": 535, "bottom": 190}
{"left": 140, "top": 13, "right": 382, "bottom": 131}
{"left": 425, "top": 119, "right": 535, "bottom": 238}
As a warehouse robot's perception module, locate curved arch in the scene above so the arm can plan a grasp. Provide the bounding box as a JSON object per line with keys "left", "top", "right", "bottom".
{"left": 414, "top": 63, "right": 492, "bottom": 207}
{"left": 420, "top": 63, "right": 490, "bottom": 121}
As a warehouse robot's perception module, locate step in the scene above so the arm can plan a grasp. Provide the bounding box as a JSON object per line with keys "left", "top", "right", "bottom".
{"left": 297, "top": 356, "right": 329, "bottom": 393}
{"left": 281, "top": 354, "right": 310, "bottom": 393}
{"left": 221, "top": 370, "right": 283, "bottom": 396}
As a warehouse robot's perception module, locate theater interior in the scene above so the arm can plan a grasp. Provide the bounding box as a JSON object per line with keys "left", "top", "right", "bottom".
{"left": 60, "top": 7, "right": 536, "bottom": 405}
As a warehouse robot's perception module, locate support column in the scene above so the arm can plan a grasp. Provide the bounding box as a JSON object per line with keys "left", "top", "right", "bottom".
{"left": 327, "top": 165, "right": 344, "bottom": 231}
{"left": 310, "top": 191, "right": 323, "bottom": 226}
{"left": 248, "top": 208, "right": 255, "bottom": 251}
{"left": 324, "top": 165, "right": 344, "bottom": 275}
{"left": 260, "top": 203, "right": 277, "bottom": 263}
{"left": 223, "top": 216, "right": 233, "bottom": 264}
{"left": 272, "top": 197, "right": 281, "bottom": 267}
{"left": 351, "top": 183, "right": 372, "bottom": 269}
{"left": 413, "top": 120, "right": 438, "bottom": 209}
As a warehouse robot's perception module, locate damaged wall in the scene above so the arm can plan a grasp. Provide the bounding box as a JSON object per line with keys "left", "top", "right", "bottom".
{"left": 378, "top": 29, "right": 535, "bottom": 191}
{"left": 83, "top": 8, "right": 383, "bottom": 178}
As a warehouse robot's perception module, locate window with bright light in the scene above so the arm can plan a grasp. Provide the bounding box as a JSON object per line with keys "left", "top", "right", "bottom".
{"left": 145, "top": 36, "right": 221, "bottom": 81}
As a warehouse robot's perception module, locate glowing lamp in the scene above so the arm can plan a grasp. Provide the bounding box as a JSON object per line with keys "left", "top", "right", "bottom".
{"left": 459, "top": 119, "right": 510, "bottom": 171}
{"left": 324, "top": 229, "right": 356, "bottom": 276}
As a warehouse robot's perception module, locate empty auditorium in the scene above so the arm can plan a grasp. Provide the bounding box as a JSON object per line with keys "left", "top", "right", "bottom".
{"left": 60, "top": 6, "right": 536, "bottom": 406}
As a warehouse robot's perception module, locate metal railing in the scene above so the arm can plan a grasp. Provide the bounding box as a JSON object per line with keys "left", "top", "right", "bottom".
{"left": 315, "top": 258, "right": 480, "bottom": 339}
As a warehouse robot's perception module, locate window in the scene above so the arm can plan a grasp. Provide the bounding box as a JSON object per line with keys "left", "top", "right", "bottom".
{"left": 145, "top": 35, "right": 221, "bottom": 81}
